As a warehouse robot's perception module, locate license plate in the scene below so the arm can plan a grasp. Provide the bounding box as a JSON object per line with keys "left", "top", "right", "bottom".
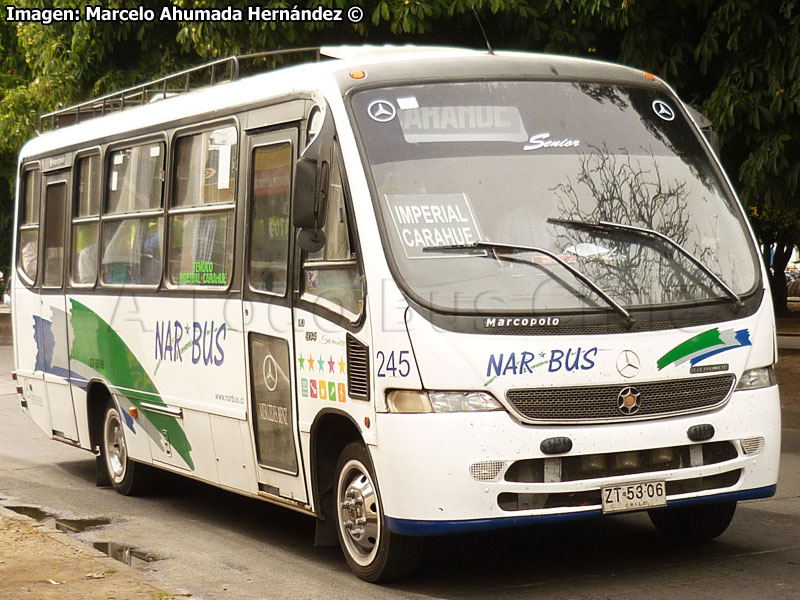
{"left": 601, "top": 481, "right": 667, "bottom": 514}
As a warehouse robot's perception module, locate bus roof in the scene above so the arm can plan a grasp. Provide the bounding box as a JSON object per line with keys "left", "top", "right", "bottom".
{"left": 19, "top": 45, "right": 658, "bottom": 162}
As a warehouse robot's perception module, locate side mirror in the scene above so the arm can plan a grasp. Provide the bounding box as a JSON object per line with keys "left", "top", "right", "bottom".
{"left": 293, "top": 103, "right": 334, "bottom": 252}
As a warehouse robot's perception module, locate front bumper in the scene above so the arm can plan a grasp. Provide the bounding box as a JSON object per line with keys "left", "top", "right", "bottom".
{"left": 373, "top": 386, "right": 780, "bottom": 535}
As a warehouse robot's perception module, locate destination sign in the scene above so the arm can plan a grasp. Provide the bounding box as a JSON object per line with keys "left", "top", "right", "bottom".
{"left": 385, "top": 193, "right": 482, "bottom": 259}
{"left": 398, "top": 105, "right": 528, "bottom": 143}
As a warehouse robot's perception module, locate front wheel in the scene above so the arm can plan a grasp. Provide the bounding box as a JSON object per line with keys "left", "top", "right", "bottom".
{"left": 648, "top": 501, "right": 737, "bottom": 541}
{"left": 102, "top": 402, "right": 150, "bottom": 496}
{"left": 334, "top": 442, "right": 422, "bottom": 582}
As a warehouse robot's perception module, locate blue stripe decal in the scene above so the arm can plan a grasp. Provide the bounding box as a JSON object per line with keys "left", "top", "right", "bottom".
{"left": 385, "top": 485, "right": 777, "bottom": 536}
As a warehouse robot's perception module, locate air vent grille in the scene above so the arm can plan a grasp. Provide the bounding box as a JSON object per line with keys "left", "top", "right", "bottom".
{"left": 346, "top": 334, "right": 370, "bottom": 401}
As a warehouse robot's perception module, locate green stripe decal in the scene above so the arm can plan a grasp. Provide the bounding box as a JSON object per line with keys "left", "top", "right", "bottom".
{"left": 656, "top": 328, "right": 724, "bottom": 371}
{"left": 69, "top": 299, "right": 194, "bottom": 470}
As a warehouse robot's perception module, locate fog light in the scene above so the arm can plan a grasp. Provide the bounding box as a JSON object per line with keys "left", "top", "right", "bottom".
{"left": 741, "top": 436, "right": 765, "bottom": 455}
{"left": 615, "top": 451, "right": 640, "bottom": 470}
{"left": 469, "top": 461, "right": 505, "bottom": 481}
{"left": 581, "top": 454, "right": 606, "bottom": 471}
{"left": 650, "top": 448, "right": 674, "bottom": 465}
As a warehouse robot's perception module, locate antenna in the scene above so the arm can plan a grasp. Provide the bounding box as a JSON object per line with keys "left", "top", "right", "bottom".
{"left": 472, "top": 5, "right": 495, "bottom": 55}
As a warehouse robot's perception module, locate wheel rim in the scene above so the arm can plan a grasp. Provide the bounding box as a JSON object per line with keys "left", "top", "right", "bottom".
{"left": 104, "top": 409, "right": 127, "bottom": 484}
{"left": 337, "top": 458, "right": 381, "bottom": 566}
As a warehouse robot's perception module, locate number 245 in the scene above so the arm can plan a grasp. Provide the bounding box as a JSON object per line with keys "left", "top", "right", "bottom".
{"left": 376, "top": 350, "right": 411, "bottom": 378}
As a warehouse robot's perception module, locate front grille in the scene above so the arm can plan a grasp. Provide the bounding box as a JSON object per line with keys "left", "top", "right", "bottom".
{"left": 346, "top": 334, "right": 370, "bottom": 401}
{"left": 506, "top": 374, "right": 735, "bottom": 423}
{"left": 497, "top": 469, "right": 742, "bottom": 512}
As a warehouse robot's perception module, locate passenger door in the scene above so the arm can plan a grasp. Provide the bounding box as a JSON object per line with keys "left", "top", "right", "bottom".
{"left": 242, "top": 128, "right": 308, "bottom": 503}
{"left": 15, "top": 166, "right": 51, "bottom": 435}
{"left": 39, "top": 170, "right": 79, "bottom": 442}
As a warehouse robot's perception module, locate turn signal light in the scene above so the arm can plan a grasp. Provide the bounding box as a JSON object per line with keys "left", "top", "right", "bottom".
{"left": 128, "top": 407, "right": 138, "bottom": 418}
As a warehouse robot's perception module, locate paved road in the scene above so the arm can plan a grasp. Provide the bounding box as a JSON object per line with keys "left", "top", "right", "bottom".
{"left": 1, "top": 339, "right": 799, "bottom": 599}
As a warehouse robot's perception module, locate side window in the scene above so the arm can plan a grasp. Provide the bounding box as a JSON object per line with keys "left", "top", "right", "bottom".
{"left": 71, "top": 154, "right": 101, "bottom": 285}
{"left": 17, "top": 168, "right": 40, "bottom": 284}
{"left": 42, "top": 182, "right": 67, "bottom": 288}
{"left": 167, "top": 126, "right": 237, "bottom": 287}
{"left": 101, "top": 141, "right": 165, "bottom": 286}
{"left": 302, "top": 152, "right": 363, "bottom": 317}
{"left": 249, "top": 142, "right": 292, "bottom": 295}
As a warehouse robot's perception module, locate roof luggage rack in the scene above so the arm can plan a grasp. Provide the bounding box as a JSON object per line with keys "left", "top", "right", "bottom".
{"left": 37, "top": 47, "right": 323, "bottom": 133}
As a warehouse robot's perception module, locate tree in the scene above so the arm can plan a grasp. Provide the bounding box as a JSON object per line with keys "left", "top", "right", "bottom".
{"left": 562, "top": 1, "right": 800, "bottom": 313}
{"left": 1, "top": 0, "right": 797, "bottom": 312}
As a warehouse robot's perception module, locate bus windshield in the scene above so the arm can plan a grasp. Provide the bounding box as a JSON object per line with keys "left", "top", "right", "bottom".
{"left": 351, "top": 81, "right": 759, "bottom": 315}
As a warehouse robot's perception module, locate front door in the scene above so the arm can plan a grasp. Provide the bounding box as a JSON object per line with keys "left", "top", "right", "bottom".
{"left": 242, "top": 127, "right": 308, "bottom": 503}
{"left": 39, "top": 171, "right": 79, "bottom": 442}
{"left": 15, "top": 166, "right": 50, "bottom": 436}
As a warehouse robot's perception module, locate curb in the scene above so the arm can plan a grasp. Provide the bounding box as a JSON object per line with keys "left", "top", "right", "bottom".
{"left": 778, "top": 334, "right": 800, "bottom": 350}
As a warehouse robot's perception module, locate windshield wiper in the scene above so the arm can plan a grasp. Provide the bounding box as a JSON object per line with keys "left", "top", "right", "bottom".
{"left": 422, "top": 241, "right": 634, "bottom": 327}
{"left": 547, "top": 218, "right": 744, "bottom": 311}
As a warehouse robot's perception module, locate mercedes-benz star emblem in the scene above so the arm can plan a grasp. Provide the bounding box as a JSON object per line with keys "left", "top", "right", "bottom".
{"left": 367, "top": 100, "right": 397, "bottom": 123}
{"left": 617, "top": 386, "right": 642, "bottom": 416}
{"left": 652, "top": 99, "right": 675, "bottom": 121}
{"left": 263, "top": 354, "right": 278, "bottom": 392}
{"left": 616, "top": 350, "right": 641, "bottom": 378}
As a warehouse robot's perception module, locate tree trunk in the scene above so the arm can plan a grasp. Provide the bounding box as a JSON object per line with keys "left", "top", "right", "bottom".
{"left": 770, "top": 243, "right": 793, "bottom": 316}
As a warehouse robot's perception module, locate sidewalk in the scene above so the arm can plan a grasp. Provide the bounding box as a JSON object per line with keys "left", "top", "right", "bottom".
{"left": 0, "top": 506, "right": 184, "bottom": 600}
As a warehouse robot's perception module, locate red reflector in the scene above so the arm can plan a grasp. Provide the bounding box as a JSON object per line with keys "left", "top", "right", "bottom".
{"left": 128, "top": 407, "right": 138, "bottom": 418}
{"left": 11, "top": 371, "right": 17, "bottom": 381}
{"left": 16, "top": 385, "right": 23, "bottom": 395}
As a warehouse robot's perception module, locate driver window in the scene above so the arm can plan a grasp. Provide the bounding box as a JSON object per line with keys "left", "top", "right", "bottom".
{"left": 301, "top": 151, "right": 362, "bottom": 317}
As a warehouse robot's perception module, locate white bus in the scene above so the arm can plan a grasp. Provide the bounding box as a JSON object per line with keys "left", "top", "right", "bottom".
{"left": 11, "top": 46, "right": 780, "bottom": 582}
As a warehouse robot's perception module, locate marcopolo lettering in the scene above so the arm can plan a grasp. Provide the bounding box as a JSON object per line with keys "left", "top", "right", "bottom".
{"left": 485, "top": 316, "right": 560, "bottom": 328}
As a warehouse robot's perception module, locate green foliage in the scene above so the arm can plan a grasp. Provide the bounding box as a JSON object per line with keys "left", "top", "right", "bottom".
{"left": 0, "top": 0, "right": 797, "bottom": 307}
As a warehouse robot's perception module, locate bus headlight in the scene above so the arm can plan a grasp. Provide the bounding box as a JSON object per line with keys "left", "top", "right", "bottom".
{"left": 387, "top": 390, "right": 432, "bottom": 413}
{"left": 387, "top": 390, "right": 504, "bottom": 413}
{"left": 735, "top": 366, "right": 776, "bottom": 391}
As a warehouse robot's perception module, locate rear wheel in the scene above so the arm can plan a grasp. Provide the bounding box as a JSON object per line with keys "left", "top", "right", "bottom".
{"left": 648, "top": 501, "right": 737, "bottom": 541}
{"left": 334, "top": 442, "right": 422, "bottom": 582}
{"left": 102, "top": 402, "right": 150, "bottom": 496}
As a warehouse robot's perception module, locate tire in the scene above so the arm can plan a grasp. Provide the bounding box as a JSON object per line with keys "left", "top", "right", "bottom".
{"left": 334, "top": 442, "right": 422, "bottom": 582}
{"left": 648, "top": 501, "right": 737, "bottom": 542}
{"left": 102, "top": 402, "right": 150, "bottom": 496}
